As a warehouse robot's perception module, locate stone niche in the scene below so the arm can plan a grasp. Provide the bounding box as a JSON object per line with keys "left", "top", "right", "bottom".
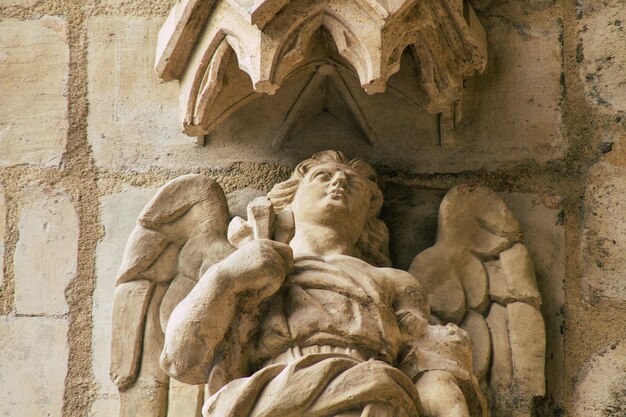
{"left": 99, "top": 2, "right": 561, "bottom": 417}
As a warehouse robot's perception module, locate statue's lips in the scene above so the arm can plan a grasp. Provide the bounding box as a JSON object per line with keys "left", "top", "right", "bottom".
{"left": 328, "top": 189, "right": 347, "bottom": 200}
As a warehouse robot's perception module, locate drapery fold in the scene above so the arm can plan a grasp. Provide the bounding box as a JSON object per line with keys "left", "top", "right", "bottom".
{"left": 203, "top": 352, "right": 422, "bottom": 417}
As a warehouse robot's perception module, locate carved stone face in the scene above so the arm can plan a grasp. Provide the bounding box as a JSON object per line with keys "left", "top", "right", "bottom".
{"left": 291, "top": 162, "right": 371, "bottom": 234}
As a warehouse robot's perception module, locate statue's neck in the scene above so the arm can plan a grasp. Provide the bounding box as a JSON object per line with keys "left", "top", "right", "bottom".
{"left": 289, "top": 221, "right": 360, "bottom": 258}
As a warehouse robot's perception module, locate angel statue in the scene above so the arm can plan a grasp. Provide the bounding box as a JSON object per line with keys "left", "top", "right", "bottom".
{"left": 110, "top": 150, "right": 545, "bottom": 417}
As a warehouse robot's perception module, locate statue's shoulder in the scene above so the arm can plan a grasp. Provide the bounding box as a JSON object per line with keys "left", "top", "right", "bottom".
{"left": 378, "top": 264, "right": 426, "bottom": 291}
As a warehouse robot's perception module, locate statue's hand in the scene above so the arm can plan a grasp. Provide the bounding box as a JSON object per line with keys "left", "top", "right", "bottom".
{"left": 217, "top": 239, "right": 293, "bottom": 300}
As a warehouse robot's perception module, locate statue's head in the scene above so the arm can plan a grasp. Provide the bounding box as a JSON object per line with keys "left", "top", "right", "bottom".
{"left": 268, "top": 150, "right": 391, "bottom": 267}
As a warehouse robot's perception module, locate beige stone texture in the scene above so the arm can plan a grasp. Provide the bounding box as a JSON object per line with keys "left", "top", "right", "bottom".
{"left": 0, "top": 316, "right": 69, "bottom": 417}
{"left": 454, "top": 2, "right": 563, "bottom": 163}
{"left": 0, "top": 184, "right": 5, "bottom": 288}
{"left": 582, "top": 162, "right": 626, "bottom": 301}
{"left": 87, "top": 16, "right": 207, "bottom": 172}
{"left": 14, "top": 187, "right": 78, "bottom": 315}
{"left": 0, "top": 17, "right": 69, "bottom": 168}
{"left": 90, "top": 398, "right": 120, "bottom": 417}
{"left": 485, "top": 303, "right": 511, "bottom": 392}
{"left": 385, "top": 188, "right": 564, "bottom": 409}
{"left": 507, "top": 302, "right": 546, "bottom": 398}
{"left": 573, "top": 339, "right": 626, "bottom": 416}
{"left": 167, "top": 379, "right": 203, "bottom": 417}
{"left": 0, "top": 0, "right": 38, "bottom": 5}
{"left": 157, "top": 0, "right": 487, "bottom": 137}
{"left": 579, "top": 1, "right": 626, "bottom": 112}
{"left": 460, "top": 310, "right": 491, "bottom": 383}
{"left": 91, "top": 186, "right": 158, "bottom": 413}
{"left": 138, "top": 1, "right": 564, "bottom": 173}
{"left": 226, "top": 188, "right": 266, "bottom": 219}
{"left": 0, "top": 0, "right": 622, "bottom": 416}
{"left": 500, "top": 192, "right": 565, "bottom": 405}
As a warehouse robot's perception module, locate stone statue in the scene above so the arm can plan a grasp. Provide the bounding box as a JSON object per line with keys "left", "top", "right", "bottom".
{"left": 110, "top": 151, "right": 545, "bottom": 417}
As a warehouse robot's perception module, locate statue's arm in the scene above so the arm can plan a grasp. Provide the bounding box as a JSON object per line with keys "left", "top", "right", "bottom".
{"left": 386, "top": 268, "right": 431, "bottom": 338}
{"left": 160, "top": 239, "right": 293, "bottom": 385}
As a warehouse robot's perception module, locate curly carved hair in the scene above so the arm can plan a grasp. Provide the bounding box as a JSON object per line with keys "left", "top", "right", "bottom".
{"left": 268, "top": 150, "right": 391, "bottom": 267}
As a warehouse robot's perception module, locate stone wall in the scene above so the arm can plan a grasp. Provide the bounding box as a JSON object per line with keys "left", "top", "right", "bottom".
{"left": 0, "top": 0, "right": 624, "bottom": 416}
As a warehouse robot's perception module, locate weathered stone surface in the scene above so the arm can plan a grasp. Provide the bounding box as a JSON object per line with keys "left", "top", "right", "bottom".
{"left": 0, "top": 17, "right": 69, "bottom": 168}
{"left": 167, "top": 379, "right": 203, "bottom": 417}
{"left": 0, "top": 316, "right": 69, "bottom": 417}
{"left": 158, "top": 0, "right": 487, "bottom": 135}
{"left": 461, "top": 310, "right": 491, "bottom": 384}
{"left": 14, "top": 187, "right": 78, "bottom": 315}
{"left": 573, "top": 339, "right": 626, "bottom": 416}
{"left": 408, "top": 185, "right": 523, "bottom": 324}
{"left": 579, "top": 1, "right": 626, "bottom": 112}
{"left": 454, "top": 2, "right": 563, "bottom": 165}
{"left": 226, "top": 188, "right": 266, "bottom": 219}
{"left": 0, "top": 0, "right": 38, "bottom": 5}
{"left": 386, "top": 188, "right": 564, "bottom": 406}
{"left": 385, "top": 190, "right": 565, "bottom": 301}
{"left": 500, "top": 192, "right": 565, "bottom": 405}
{"left": 485, "top": 303, "right": 512, "bottom": 392}
{"left": 487, "top": 301, "right": 546, "bottom": 417}
{"left": 0, "top": 184, "right": 5, "bottom": 287}
{"left": 582, "top": 162, "right": 626, "bottom": 301}
{"left": 507, "top": 302, "right": 546, "bottom": 398}
{"left": 487, "top": 243, "right": 541, "bottom": 308}
{"left": 87, "top": 17, "right": 205, "bottom": 172}
{"left": 105, "top": 1, "right": 561, "bottom": 173}
{"left": 381, "top": 187, "right": 446, "bottom": 270}
{"left": 90, "top": 398, "right": 120, "bottom": 417}
{"left": 91, "top": 186, "right": 158, "bottom": 414}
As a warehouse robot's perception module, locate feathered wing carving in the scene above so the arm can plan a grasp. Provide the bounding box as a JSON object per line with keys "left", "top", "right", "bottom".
{"left": 110, "top": 174, "right": 235, "bottom": 417}
{"left": 408, "top": 184, "right": 546, "bottom": 417}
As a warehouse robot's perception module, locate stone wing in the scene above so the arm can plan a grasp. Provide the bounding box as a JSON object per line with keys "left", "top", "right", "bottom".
{"left": 110, "top": 174, "right": 233, "bottom": 416}
{"left": 408, "top": 184, "right": 545, "bottom": 417}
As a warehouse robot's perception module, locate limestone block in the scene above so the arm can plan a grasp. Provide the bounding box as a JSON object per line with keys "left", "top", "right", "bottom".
{"left": 579, "top": 1, "right": 626, "bottom": 112}
{"left": 582, "top": 162, "right": 626, "bottom": 301}
{"left": 87, "top": 17, "right": 207, "bottom": 172}
{"left": 0, "top": 316, "right": 69, "bottom": 417}
{"left": 14, "top": 187, "right": 78, "bottom": 315}
{"left": 0, "top": 17, "right": 69, "bottom": 167}
{"left": 454, "top": 2, "right": 563, "bottom": 164}
{"left": 91, "top": 186, "right": 158, "bottom": 408}
{"left": 574, "top": 339, "right": 626, "bottom": 416}
{"left": 0, "top": 184, "right": 5, "bottom": 287}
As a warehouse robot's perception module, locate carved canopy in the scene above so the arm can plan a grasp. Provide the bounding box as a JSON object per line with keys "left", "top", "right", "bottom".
{"left": 156, "top": 0, "right": 488, "bottom": 137}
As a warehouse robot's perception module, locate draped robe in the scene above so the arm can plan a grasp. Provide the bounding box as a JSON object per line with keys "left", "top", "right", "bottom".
{"left": 202, "top": 255, "right": 486, "bottom": 417}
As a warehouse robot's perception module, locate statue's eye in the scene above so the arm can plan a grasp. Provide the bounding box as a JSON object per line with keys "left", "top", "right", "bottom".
{"left": 312, "top": 170, "right": 331, "bottom": 181}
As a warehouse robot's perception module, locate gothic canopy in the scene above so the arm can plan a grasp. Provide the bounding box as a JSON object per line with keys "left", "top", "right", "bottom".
{"left": 155, "top": 0, "right": 488, "bottom": 137}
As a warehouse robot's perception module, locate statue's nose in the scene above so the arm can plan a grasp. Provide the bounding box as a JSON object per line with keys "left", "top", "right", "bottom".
{"left": 331, "top": 171, "right": 348, "bottom": 187}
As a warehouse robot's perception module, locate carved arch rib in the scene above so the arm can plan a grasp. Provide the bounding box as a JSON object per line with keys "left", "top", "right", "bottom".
{"left": 268, "top": 11, "right": 371, "bottom": 90}
{"left": 159, "top": 0, "right": 488, "bottom": 137}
